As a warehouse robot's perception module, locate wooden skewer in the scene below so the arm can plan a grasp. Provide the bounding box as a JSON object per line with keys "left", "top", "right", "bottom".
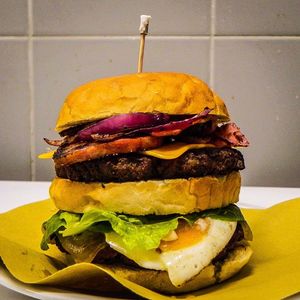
{"left": 138, "top": 15, "right": 151, "bottom": 73}
{"left": 138, "top": 34, "right": 146, "bottom": 73}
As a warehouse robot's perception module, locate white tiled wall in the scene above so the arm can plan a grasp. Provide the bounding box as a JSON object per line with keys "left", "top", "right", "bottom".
{"left": 0, "top": 0, "right": 299, "bottom": 187}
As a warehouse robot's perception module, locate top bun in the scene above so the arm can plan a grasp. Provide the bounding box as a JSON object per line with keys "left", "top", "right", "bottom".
{"left": 55, "top": 72, "right": 229, "bottom": 133}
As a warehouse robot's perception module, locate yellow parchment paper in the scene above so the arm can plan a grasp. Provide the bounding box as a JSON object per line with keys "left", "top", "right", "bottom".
{"left": 0, "top": 198, "right": 300, "bottom": 299}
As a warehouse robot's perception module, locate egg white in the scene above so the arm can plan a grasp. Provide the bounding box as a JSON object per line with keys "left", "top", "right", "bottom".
{"left": 105, "top": 218, "right": 237, "bottom": 287}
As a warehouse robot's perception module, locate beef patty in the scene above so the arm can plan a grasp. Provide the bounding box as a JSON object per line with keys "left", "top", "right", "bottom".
{"left": 55, "top": 147, "right": 245, "bottom": 183}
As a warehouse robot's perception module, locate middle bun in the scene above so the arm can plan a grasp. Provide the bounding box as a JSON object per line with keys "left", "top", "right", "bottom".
{"left": 50, "top": 172, "right": 241, "bottom": 215}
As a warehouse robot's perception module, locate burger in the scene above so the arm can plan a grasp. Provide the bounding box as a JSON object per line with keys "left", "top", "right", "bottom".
{"left": 40, "top": 72, "right": 252, "bottom": 294}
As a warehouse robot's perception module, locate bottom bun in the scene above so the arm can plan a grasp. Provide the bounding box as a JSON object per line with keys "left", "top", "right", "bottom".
{"left": 50, "top": 172, "right": 241, "bottom": 215}
{"left": 109, "top": 243, "right": 252, "bottom": 294}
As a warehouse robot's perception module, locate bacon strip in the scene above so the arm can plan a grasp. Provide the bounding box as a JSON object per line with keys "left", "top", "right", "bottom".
{"left": 53, "top": 136, "right": 163, "bottom": 166}
{"left": 44, "top": 135, "right": 78, "bottom": 147}
{"left": 214, "top": 123, "right": 249, "bottom": 147}
{"left": 180, "top": 122, "right": 249, "bottom": 147}
{"left": 44, "top": 138, "right": 64, "bottom": 147}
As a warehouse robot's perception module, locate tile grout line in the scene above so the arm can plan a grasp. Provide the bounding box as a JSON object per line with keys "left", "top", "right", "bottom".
{"left": 0, "top": 35, "right": 300, "bottom": 40}
{"left": 31, "top": 36, "right": 210, "bottom": 40}
{"left": 214, "top": 35, "right": 300, "bottom": 40}
{"left": 209, "top": 0, "right": 216, "bottom": 88}
{"left": 28, "top": 0, "right": 36, "bottom": 181}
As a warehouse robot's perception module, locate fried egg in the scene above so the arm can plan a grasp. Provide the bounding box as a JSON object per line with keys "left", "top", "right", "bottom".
{"left": 105, "top": 218, "right": 237, "bottom": 287}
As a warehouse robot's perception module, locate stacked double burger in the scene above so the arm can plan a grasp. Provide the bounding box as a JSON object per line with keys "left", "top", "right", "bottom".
{"left": 41, "top": 72, "right": 252, "bottom": 294}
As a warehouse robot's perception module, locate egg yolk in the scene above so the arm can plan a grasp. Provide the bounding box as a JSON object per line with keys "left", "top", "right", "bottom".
{"left": 159, "top": 219, "right": 210, "bottom": 252}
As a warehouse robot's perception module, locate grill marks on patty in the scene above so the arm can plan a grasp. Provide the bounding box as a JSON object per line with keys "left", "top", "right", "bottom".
{"left": 55, "top": 148, "right": 245, "bottom": 183}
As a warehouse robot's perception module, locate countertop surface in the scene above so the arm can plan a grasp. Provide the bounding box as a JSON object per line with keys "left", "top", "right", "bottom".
{"left": 0, "top": 181, "right": 299, "bottom": 300}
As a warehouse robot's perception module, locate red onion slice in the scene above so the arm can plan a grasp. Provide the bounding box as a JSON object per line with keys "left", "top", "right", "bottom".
{"left": 78, "top": 112, "right": 170, "bottom": 141}
{"left": 148, "top": 108, "right": 212, "bottom": 136}
{"left": 89, "top": 108, "right": 212, "bottom": 142}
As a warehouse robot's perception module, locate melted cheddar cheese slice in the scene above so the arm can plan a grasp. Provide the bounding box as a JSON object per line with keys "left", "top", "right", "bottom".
{"left": 143, "top": 142, "right": 215, "bottom": 160}
{"left": 38, "top": 151, "right": 55, "bottom": 159}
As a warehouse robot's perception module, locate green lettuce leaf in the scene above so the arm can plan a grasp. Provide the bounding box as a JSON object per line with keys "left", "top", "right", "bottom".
{"left": 61, "top": 210, "right": 182, "bottom": 250}
{"left": 41, "top": 204, "right": 245, "bottom": 251}
{"left": 40, "top": 212, "right": 66, "bottom": 250}
{"left": 198, "top": 204, "right": 245, "bottom": 221}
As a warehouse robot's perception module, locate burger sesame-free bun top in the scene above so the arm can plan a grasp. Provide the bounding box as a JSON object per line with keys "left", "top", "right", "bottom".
{"left": 55, "top": 72, "right": 230, "bottom": 132}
